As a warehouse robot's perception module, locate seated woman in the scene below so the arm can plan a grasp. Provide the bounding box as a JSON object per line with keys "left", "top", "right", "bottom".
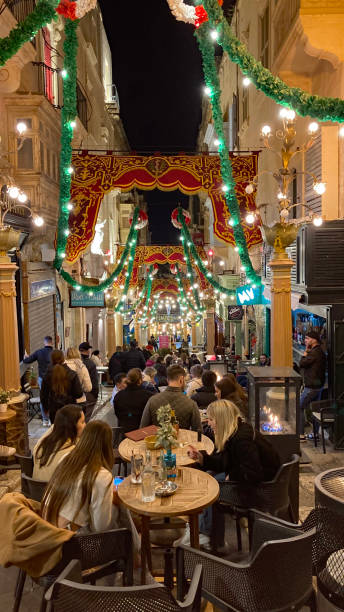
{"left": 33, "top": 404, "right": 85, "bottom": 482}
{"left": 113, "top": 368, "right": 154, "bottom": 433}
{"left": 215, "top": 374, "right": 249, "bottom": 419}
{"left": 154, "top": 363, "right": 168, "bottom": 388}
{"left": 187, "top": 400, "right": 280, "bottom": 552}
{"left": 41, "top": 421, "right": 139, "bottom": 548}
{"left": 191, "top": 370, "right": 217, "bottom": 409}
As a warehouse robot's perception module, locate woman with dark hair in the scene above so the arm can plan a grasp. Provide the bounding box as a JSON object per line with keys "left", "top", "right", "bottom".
{"left": 40, "top": 350, "right": 84, "bottom": 424}
{"left": 41, "top": 421, "right": 139, "bottom": 543}
{"left": 155, "top": 363, "right": 168, "bottom": 387}
{"left": 191, "top": 370, "right": 217, "bottom": 409}
{"left": 33, "top": 405, "right": 85, "bottom": 482}
{"left": 113, "top": 368, "right": 154, "bottom": 432}
{"left": 215, "top": 374, "right": 249, "bottom": 419}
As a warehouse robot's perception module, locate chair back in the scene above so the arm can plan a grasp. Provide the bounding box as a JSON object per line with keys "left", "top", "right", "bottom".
{"left": 15, "top": 453, "right": 33, "bottom": 477}
{"left": 21, "top": 474, "right": 47, "bottom": 502}
{"left": 46, "top": 558, "right": 203, "bottom": 612}
{"left": 258, "top": 453, "right": 299, "bottom": 517}
{"left": 111, "top": 426, "right": 125, "bottom": 449}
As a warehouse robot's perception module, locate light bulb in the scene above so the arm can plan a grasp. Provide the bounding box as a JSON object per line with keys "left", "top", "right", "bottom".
{"left": 18, "top": 192, "right": 28, "bottom": 203}
{"left": 70, "top": 120, "right": 76, "bottom": 129}
{"left": 241, "top": 266, "right": 246, "bottom": 272}
{"left": 277, "top": 191, "right": 287, "bottom": 200}
{"left": 67, "top": 202, "right": 74, "bottom": 211}
{"left": 231, "top": 295, "right": 235, "bottom": 301}
{"left": 33, "top": 215, "right": 44, "bottom": 227}
{"left": 308, "top": 122, "right": 319, "bottom": 134}
{"left": 313, "top": 182, "right": 326, "bottom": 195}
{"left": 339, "top": 126, "right": 344, "bottom": 137}
{"left": 75, "top": 285, "right": 81, "bottom": 291}
{"left": 228, "top": 218, "right": 234, "bottom": 227}
{"left": 210, "top": 29, "right": 218, "bottom": 40}
{"left": 61, "top": 69, "right": 67, "bottom": 79}
{"left": 203, "top": 260, "right": 209, "bottom": 266}
{"left": 279, "top": 108, "right": 288, "bottom": 118}
{"left": 261, "top": 125, "right": 271, "bottom": 136}
{"left": 8, "top": 186, "right": 19, "bottom": 199}
{"left": 61, "top": 252, "right": 66, "bottom": 258}
{"left": 64, "top": 229, "right": 70, "bottom": 236}
{"left": 245, "top": 183, "right": 254, "bottom": 194}
{"left": 234, "top": 246, "right": 239, "bottom": 252}
{"left": 243, "top": 77, "right": 251, "bottom": 87}
{"left": 16, "top": 121, "right": 27, "bottom": 135}
{"left": 313, "top": 216, "right": 323, "bottom": 227}
{"left": 204, "top": 86, "right": 212, "bottom": 96}
{"left": 219, "top": 260, "right": 225, "bottom": 266}
{"left": 66, "top": 166, "right": 74, "bottom": 174}
{"left": 214, "top": 138, "right": 220, "bottom": 146}
{"left": 286, "top": 110, "right": 296, "bottom": 121}
{"left": 222, "top": 184, "right": 229, "bottom": 192}
{"left": 245, "top": 213, "right": 255, "bottom": 224}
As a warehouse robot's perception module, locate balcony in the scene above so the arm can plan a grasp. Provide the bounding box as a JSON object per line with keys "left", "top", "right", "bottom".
{"left": 2, "top": 0, "right": 36, "bottom": 46}
{"left": 32, "top": 62, "right": 62, "bottom": 108}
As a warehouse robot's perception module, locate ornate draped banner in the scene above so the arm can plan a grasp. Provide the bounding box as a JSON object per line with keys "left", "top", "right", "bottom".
{"left": 113, "top": 245, "right": 208, "bottom": 289}
{"left": 66, "top": 152, "right": 261, "bottom": 262}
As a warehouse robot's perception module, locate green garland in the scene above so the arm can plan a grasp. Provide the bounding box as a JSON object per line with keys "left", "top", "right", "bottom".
{"left": 54, "top": 18, "right": 79, "bottom": 272}
{"left": 175, "top": 264, "right": 197, "bottom": 314}
{"left": 181, "top": 234, "right": 203, "bottom": 312}
{"left": 0, "top": 0, "right": 59, "bottom": 67}
{"left": 115, "top": 230, "right": 139, "bottom": 312}
{"left": 179, "top": 213, "right": 237, "bottom": 299}
{"left": 195, "top": 26, "right": 260, "bottom": 284}
{"left": 203, "top": 0, "right": 344, "bottom": 123}
{"left": 140, "top": 266, "right": 153, "bottom": 327}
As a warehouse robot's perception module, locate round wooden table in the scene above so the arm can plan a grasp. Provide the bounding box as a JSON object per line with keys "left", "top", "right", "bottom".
{"left": 119, "top": 428, "right": 214, "bottom": 467}
{"left": 0, "top": 409, "right": 16, "bottom": 471}
{"left": 0, "top": 408, "right": 16, "bottom": 423}
{"left": 118, "top": 466, "right": 219, "bottom": 583}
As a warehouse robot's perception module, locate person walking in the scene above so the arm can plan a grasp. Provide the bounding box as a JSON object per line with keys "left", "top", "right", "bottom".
{"left": 79, "top": 342, "right": 99, "bottom": 421}
{"left": 140, "top": 364, "right": 201, "bottom": 431}
{"left": 65, "top": 347, "right": 92, "bottom": 396}
{"left": 113, "top": 368, "right": 154, "bottom": 433}
{"left": 23, "top": 335, "right": 54, "bottom": 426}
{"left": 40, "top": 350, "right": 84, "bottom": 424}
{"left": 120, "top": 340, "right": 146, "bottom": 372}
{"left": 299, "top": 331, "right": 326, "bottom": 440}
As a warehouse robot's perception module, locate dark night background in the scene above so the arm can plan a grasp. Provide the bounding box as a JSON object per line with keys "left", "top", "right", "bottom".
{"left": 98, "top": 0, "right": 204, "bottom": 243}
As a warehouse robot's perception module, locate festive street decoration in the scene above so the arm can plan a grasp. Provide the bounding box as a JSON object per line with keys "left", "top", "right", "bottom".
{"left": 66, "top": 154, "right": 261, "bottom": 262}
{"left": 170, "top": 264, "right": 177, "bottom": 275}
{"left": 56, "top": 0, "right": 97, "bottom": 20}
{"left": 165, "top": 0, "right": 222, "bottom": 27}
{"left": 114, "top": 231, "right": 139, "bottom": 312}
{"left": 196, "top": 25, "right": 260, "bottom": 284}
{"left": 151, "top": 263, "right": 159, "bottom": 276}
{"left": 171, "top": 207, "right": 191, "bottom": 229}
{"left": 129, "top": 209, "right": 148, "bottom": 229}
{"left": 0, "top": 0, "right": 59, "bottom": 67}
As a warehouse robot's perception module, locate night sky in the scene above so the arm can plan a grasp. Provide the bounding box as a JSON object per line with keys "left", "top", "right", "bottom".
{"left": 98, "top": 0, "right": 203, "bottom": 243}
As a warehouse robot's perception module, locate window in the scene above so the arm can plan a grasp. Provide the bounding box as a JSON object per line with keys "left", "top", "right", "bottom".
{"left": 242, "top": 86, "right": 249, "bottom": 124}
{"left": 259, "top": 7, "right": 270, "bottom": 68}
{"left": 17, "top": 138, "right": 33, "bottom": 169}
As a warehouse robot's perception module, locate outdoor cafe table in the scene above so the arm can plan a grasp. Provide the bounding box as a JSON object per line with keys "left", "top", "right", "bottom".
{"left": 118, "top": 428, "right": 214, "bottom": 467}
{"left": 117, "top": 466, "right": 219, "bottom": 584}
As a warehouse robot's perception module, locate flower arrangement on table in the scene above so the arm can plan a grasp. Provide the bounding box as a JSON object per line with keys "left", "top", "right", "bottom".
{"left": 155, "top": 404, "right": 178, "bottom": 451}
{"left": 0, "top": 388, "right": 9, "bottom": 412}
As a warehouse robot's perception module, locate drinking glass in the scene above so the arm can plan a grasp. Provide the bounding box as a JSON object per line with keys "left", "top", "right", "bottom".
{"left": 142, "top": 471, "right": 155, "bottom": 502}
{"left": 131, "top": 453, "right": 143, "bottom": 484}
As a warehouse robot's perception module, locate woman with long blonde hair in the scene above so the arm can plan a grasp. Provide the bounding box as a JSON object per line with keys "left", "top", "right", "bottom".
{"left": 65, "top": 347, "right": 92, "bottom": 395}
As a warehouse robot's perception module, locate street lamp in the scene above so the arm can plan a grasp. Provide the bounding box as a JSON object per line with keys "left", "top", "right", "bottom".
{"left": 245, "top": 111, "right": 325, "bottom": 367}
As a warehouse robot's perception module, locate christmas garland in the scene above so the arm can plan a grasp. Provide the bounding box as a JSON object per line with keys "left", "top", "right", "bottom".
{"left": 175, "top": 264, "right": 197, "bottom": 313}
{"left": 0, "top": 0, "right": 59, "bottom": 67}
{"left": 202, "top": 0, "right": 344, "bottom": 123}
{"left": 114, "top": 231, "right": 139, "bottom": 312}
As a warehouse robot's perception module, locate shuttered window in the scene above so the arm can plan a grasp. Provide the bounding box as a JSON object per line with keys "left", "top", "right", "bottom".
{"left": 305, "top": 134, "right": 322, "bottom": 216}
{"left": 28, "top": 296, "right": 55, "bottom": 353}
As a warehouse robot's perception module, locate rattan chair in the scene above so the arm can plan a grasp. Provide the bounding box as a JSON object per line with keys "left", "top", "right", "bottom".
{"left": 177, "top": 510, "right": 316, "bottom": 612}
{"left": 13, "top": 528, "right": 133, "bottom": 612}
{"left": 216, "top": 454, "right": 299, "bottom": 550}
{"left": 112, "top": 426, "right": 128, "bottom": 476}
{"left": 45, "top": 558, "right": 203, "bottom": 612}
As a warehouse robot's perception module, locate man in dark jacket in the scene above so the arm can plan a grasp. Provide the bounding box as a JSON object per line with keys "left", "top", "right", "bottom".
{"left": 191, "top": 370, "right": 217, "bottom": 409}
{"left": 79, "top": 342, "right": 99, "bottom": 420}
{"left": 120, "top": 340, "right": 146, "bottom": 372}
{"left": 299, "top": 331, "right": 326, "bottom": 439}
{"left": 108, "top": 346, "right": 123, "bottom": 383}
{"left": 23, "top": 335, "right": 53, "bottom": 426}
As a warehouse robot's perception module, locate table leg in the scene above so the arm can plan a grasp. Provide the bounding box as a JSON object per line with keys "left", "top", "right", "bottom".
{"left": 140, "top": 515, "right": 152, "bottom": 584}
{"left": 188, "top": 514, "right": 199, "bottom": 549}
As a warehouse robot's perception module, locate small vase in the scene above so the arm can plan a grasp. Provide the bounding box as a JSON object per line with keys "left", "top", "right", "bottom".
{"left": 0, "top": 403, "right": 7, "bottom": 413}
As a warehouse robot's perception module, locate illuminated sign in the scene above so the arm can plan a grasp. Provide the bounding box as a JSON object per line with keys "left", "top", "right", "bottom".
{"left": 236, "top": 284, "right": 269, "bottom": 306}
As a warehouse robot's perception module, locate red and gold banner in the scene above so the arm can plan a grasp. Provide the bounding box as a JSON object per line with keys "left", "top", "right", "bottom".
{"left": 66, "top": 153, "right": 261, "bottom": 263}
{"left": 113, "top": 245, "right": 208, "bottom": 290}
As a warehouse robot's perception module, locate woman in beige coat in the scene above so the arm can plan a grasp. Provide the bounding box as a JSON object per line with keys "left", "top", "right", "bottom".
{"left": 65, "top": 347, "right": 92, "bottom": 396}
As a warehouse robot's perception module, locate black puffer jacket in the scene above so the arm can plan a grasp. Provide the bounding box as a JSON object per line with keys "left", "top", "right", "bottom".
{"left": 40, "top": 364, "right": 83, "bottom": 423}
{"left": 191, "top": 386, "right": 217, "bottom": 409}
{"left": 202, "top": 420, "right": 280, "bottom": 484}
{"left": 120, "top": 349, "right": 146, "bottom": 373}
{"left": 113, "top": 384, "right": 154, "bottom": 433}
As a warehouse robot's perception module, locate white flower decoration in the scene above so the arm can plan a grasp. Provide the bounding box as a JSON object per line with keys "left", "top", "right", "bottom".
{"left": 165, "top": 0, "right": 196, "bottom": 25}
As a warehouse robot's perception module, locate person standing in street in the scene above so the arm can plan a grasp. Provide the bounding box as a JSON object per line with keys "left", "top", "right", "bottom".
{"left": 120, "top": 340, "right": 146, "bottom": 372}
{"left": 23, "top": 335, "right": 54, "bottom": 426}
{"left": 299, "top": 331, "right": 326, "bottom": 441}
{"left": 79, "top": 342, "right": 99, "bottom": 421}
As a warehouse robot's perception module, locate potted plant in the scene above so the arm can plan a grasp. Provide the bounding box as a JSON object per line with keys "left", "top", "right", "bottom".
{"left": 0, "top": 388, "right": 9, "bottom": 413}
{"left": 155, "top": 404, "right": 178, "bottom": 478}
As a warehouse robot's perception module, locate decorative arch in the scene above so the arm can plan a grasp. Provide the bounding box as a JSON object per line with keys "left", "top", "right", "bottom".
{"left": 66, "top": 152, "right": 261, "bottom": 262}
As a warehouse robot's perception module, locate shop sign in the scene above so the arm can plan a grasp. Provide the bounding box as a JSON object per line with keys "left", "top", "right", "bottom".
{"left": 236, "top": 284, "right": 269, "bottom": 306}
{"left": 227, "top": 305, "right": 244, "bottom": 320}
{"left": 70, "top": 290, "right": 105, "bottom": 308}
{"left": 30, "top": 279, "right": 55, "bottom": 300}
{"left": 159, "top": 335, "right": 170, "bottom": 348}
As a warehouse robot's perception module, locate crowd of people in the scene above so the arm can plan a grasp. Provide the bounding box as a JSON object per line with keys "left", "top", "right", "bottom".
{"left": 9, "top": 329, "right": 325, "bottom": 560}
